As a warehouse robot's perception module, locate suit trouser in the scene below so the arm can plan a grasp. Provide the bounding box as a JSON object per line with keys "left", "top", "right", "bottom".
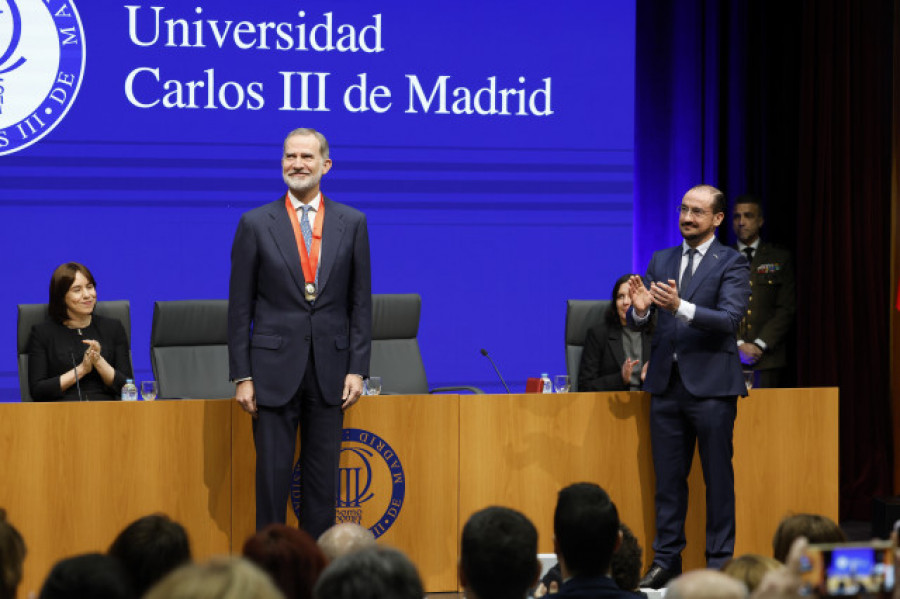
{"left": 253, "top": 349, "right": 344, "bottom": 539}
{"left": 649, "top": 363, "right": 737, "bottom": 571}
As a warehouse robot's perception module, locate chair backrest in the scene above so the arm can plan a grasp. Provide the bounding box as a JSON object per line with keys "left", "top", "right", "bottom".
{"left": 17, "top": 301, "right": 133, "bottom": 402}
{"left": 150, "top": 300, "right": 233, "bottom": 399}
{"left": 369, "top": 294, "right": 429, "bottom": 395}
{"left": 565, "top": 300, "right": 610, "bottom": 392}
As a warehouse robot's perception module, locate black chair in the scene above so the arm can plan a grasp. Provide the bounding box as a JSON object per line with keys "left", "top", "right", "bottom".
{"left": 564, "top": 300, "right": 610, "bottom": 392}
{"left": 150, "top": 299, "right": 233, "bottom": 399}
{"left": 17, "top": 301, "right": 133, "bottom": 402}
{"left": 370, "top": 294, "right": 483, "bottom": 395}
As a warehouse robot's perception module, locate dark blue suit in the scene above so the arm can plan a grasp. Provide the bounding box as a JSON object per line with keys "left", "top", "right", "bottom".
{"left": 228, "top": 194, "right": 372, "bottom": 536}
{"left": 555, "top": 575, "right": 638, "bottom": 599}
{"left": 628, "top": 237, "right": 749, "bottom": 570}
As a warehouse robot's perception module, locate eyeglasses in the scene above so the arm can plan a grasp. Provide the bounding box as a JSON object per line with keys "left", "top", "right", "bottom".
{"left": 678, "top": 205, "right": 711, "bottom": 218}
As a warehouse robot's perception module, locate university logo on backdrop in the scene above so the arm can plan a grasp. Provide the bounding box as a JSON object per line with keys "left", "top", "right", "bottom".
{"left": 0, "top": 0, "right": 85, "bottom": 156}
{"left": 291, "top": 428, "right": 406, "bottom": 538}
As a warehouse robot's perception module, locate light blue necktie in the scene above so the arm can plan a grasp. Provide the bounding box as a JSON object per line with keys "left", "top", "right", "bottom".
{"left": 300, "top": 205, "right": 319, "bottom": 287}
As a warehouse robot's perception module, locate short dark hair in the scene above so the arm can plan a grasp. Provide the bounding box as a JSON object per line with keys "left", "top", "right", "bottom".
{"left": 610, "top": 523, "right": 642, "bottom": 592}
{"left": 461, "top": 506, "right": 539, "bottom": 599}
{"left": 733, "top": 194, "right": 764, "bottom": 216}
{"left": 48, "top": 262, "right": 96, "bottom": 324}
{"left": 39, "top": 553, "right": 134, "bottom": 599}
{"left": 688, "top": 184, "right": 726, "bottom": 216}
{"left": 0, "top": 509, "right": 26, "bottom": 599}
{"left": 243, "top": 523, "right": 327, "bottom": 599}
{"left": 553, "top": 483, "right": 620, "bottom": 577}
{"left": 108, "top": 514, "right": 192, "bottom": 597}
{"left": 313, "top": 546, "right": 423, "bottom": 599}
{"left": 772, "top": 514, "right": 845, "bottom": 563}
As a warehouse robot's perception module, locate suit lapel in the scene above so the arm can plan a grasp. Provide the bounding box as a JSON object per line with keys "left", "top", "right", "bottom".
{"left": 266, "top": 199, "right": 307, "bottom": 296}
{"left": 317, "top": 196, "right": 347, "bottom": 294}
{"left": 682, "top": 238, "right": 724, "bottom": 300}
{"left": 607, "top": 326, "right": 625, "bottom": 367}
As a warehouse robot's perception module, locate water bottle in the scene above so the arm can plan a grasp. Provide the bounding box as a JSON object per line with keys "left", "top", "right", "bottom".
{"left": 121, "top": 379, "right": 138, "bottom": 401}
{"left": 540, "top": 373, "right": 552, "bottom": 394}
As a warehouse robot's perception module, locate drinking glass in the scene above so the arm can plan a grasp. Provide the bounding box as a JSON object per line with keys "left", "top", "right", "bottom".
{"left": 366, "top": 376, "right": 382, "bottom": 396}
{"left": 554, "top": 375, "right": 571, "bottom": 393}
{"left": 141, "top": 380, "right": 158, "bottom": 401}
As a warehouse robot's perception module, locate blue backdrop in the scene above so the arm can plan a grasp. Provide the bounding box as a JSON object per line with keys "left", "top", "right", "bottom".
{"left": 0, "top": 0, "right": 635, "bottom": 400}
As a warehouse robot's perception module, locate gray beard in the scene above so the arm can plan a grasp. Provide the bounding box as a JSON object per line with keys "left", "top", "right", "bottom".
{"left": 283, "top": 172, "right": 321, "bottom": 195}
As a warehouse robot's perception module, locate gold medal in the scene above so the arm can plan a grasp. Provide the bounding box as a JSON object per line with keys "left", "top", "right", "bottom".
{"left": 305, "top": 282, "right": 317, "bottom": 301}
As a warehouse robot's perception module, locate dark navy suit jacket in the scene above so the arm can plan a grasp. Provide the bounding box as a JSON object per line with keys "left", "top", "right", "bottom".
{"left": 555, "top": 575, "right": 639, "bottom": 599}
{"left": 228, "top": 195, "right": 372, "bottom": 406}
{"left": 628, "top": 238, "right": 750, "bottom": 398}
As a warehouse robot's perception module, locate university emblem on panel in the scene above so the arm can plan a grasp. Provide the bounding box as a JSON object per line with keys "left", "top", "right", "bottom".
{"left": 291, "top": 428, "right": 406, "bottom": 538}
{"left": 0, "top": 0, "right": 85, "bottom": 156}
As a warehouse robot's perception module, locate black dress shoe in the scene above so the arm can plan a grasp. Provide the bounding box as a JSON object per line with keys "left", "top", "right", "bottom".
{"left": 638, "top": 564, "right": 679, "bottom": 589}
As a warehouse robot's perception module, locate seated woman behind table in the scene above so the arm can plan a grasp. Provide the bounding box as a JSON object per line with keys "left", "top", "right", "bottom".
{"left": 578, "top": 273, "right": 651, "bottom": 392}
{"left": 27, "top": 262, "right": 132, "bottom": 401}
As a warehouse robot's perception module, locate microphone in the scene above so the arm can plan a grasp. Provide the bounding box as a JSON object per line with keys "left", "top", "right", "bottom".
{"left": 70, "top": 352, "right": 85, "bottom": 402}
{"left": 480, "top": 348, "right": 511, "bottom": 394}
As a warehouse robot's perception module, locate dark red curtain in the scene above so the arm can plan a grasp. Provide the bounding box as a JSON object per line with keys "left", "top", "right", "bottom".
{"left": 636, "top": 0, "right": 894, "bottom": 520}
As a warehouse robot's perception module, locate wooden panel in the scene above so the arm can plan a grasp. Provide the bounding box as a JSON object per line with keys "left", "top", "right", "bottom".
{"left": 230, "top": 394, "right": 460, "bottom": 592}
{"left": 0, "top": 400, "right": 233, "bottom": 598}
{"left": 459, "top": 389, "right": 839, "bottom": 573}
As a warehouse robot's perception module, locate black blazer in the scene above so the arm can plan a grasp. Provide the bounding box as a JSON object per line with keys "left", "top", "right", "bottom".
{"left": 27, "top": 314, "right": 132, "bottom": 401}
{"left": 578, "top": 319, "right": 651, "bottom": 392}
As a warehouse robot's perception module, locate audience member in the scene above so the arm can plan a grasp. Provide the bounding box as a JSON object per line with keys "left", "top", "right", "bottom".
{"left": 666, "top": 570, "right": 747, "bottom": 599}
{"left": 243, "top": 523, "right": 327, "bottom": 599}
{"left": 460, "top": 506, "right": 540, "bottom": 599}
{"left": 537, "top": 523, "right": 643, "bottom": 597}
{"left": 731, "top": 195, "right": 796, "bottom": 388}
{"left": 313, "top": 545, "right": 423, "bottom": 599}
{"left": 316, "top": 523, "right": 375, "bottom": 561}
{"left": 39, "top": 553, "right": 134, "bottom": 599}
{"left": 552, "top": 483, "right": 633, "bottom": 599}
{"left": 0, "top": 509, "right": 26, "bottom": 599}
{"left": 108, "top": 513, "right": 192, "bottom": 597}
{"left": 721, "top": 554, "right": 781, "bottom": 593}
{"left": 772, "top": 514, "right": 845, "bottom": 563}
{"left": 609, "top": 523, "right": 643, "bottom": 594}
{"left": 144, "top": 557, "right": 284, "bottom": 599}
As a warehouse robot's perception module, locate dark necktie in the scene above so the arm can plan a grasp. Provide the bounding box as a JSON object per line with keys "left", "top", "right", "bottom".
{"left": 743, "top": 247, "right": 754, "bottom": 264}
{"left": 680, "top": 248, "right": 696, "bottom": 297}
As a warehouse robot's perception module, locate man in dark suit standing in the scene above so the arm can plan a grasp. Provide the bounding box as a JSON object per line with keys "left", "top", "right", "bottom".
{"left": 627, "top": 184, "right": 750, "bottom": 589}
{"left": 732, "top": 195, "right": 796, "bottom": 388}
{"left": 228, "top": 128, "right": 372, "bottom": 538}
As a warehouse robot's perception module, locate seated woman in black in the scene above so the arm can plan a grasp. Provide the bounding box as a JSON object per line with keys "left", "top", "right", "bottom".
{"left": 27, "top": 262, "right": 132, "bottom": 401}
{"left": 578, "top": 273, "right": 652, "bottom": 392}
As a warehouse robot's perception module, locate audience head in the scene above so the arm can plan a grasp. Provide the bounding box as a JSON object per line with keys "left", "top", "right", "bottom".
{"left": 553, "top": 482, "right": 620, "bottom": 578}
{"left": 243, "top": 523, "right": 327, "bottom": 599}
{"left": 145, "top": 557, "right": 284, "bottom": 599}
{"left": 0, "top": 509, "right": 26, "bottom": 599}
{"left": 316, "top": 523, "right": 376, "bottom": 561}
{"left": 607, "top": 274, "right": 639, "bottom": 327}
{"left": 313, "top": 545, "right": 423, "bottom": 599}
{"left": 459, "top": 506, "right": 540, "bottom": 599}
{"left": 48, "top": 262, "right": 97, "bottom": 324}
{"left": 610, "top": 523, "right": 643, "bottom": 592}
{"left": 107, "top": 513, "right": 192, "bottom": 597}
{"left": 772, "top": 514, "right": 845, "bottom": 563}
{"left": 666, "top": 569, "right": 747, "bottom": 599}
{"left": 39, "top": 553, "right": 134, "bottom": 599}
{"left": 721, "top": 554, "right": 781, "bottom": 593}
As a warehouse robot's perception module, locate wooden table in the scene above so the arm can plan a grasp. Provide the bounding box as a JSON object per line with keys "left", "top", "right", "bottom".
{"left": 0, "top": 388, "right": 838, "bottom": 594}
